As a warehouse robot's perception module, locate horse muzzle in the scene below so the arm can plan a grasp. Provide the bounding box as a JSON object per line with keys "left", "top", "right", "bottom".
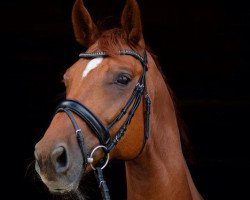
{"left": 34, "top": 142, "right": 83, "bottom": 194}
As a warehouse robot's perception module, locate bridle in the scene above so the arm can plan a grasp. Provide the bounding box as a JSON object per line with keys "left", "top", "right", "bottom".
{"left": 55, "top": 49, "right": 151, "bottom": 200}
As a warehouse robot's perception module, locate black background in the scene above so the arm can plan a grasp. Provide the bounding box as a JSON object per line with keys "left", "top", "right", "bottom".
{"left": 1, "top": 0, "right": 249, "bottom": 199}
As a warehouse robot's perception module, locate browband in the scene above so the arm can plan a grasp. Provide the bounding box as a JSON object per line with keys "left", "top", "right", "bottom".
{"left": 79, "top": 49, "right": 148, "bottom": 70}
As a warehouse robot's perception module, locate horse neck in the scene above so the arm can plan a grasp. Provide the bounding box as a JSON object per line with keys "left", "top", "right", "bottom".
{"left": 125, "top": 55, "right": 202, "bottom": 200}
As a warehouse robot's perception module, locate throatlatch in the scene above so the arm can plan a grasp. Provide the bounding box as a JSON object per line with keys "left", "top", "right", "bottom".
{"left": 56, "top": 49, "right": 151, "bottom": 200}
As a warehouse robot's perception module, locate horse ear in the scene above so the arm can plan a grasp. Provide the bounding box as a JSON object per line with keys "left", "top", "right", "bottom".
{"left": 121, "top": 0, "right": 145, "bottom": 48}
{"left": 72, "top": 0, "right": 98, "bottom": 47}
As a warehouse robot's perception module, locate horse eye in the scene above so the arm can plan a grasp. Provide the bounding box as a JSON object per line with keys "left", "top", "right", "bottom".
{"left": 116, "top": 74, "right": 131, "bottom": 85}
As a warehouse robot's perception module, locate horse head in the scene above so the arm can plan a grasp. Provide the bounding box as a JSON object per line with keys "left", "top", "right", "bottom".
{"left": 34, "top": 0, "right": 150, "bottom": 194}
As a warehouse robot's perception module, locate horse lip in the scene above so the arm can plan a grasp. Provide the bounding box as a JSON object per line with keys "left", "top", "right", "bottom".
{"left": 48, "top": 182, "right": 76, "bottom": 194}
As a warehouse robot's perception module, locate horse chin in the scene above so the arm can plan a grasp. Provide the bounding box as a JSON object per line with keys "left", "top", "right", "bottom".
{"left": 48, "top": 183, "right": 79, "bottom": 195}
{"left": 46, "top": 179, "right": 80, "bottom": 194}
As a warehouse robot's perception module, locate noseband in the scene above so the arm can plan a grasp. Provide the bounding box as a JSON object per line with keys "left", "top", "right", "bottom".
{"left": 55, "top": 49, "right": 151, "bottom": 200}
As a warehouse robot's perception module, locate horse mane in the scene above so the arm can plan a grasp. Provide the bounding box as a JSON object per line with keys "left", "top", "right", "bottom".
{"left": 97, "top": 28, "right": 194, "bottom": 164}
{"left": 97, "top": 28, "right": 143, "bottom": 55}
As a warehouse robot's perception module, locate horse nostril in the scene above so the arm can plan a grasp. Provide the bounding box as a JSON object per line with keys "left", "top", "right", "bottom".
{"left": 51, "top": 146, "right": 69, "bottom": 173}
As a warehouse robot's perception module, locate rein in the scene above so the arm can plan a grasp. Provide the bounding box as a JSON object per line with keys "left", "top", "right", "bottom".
{"left": 55, "top": 49, "right": 151, "bottom": 200}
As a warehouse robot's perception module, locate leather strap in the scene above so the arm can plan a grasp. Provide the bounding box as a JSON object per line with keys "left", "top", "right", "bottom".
{"left": 56, "top": 99, "right": 111, "bottom": 147}
{"left": 94, "top": 167, "right": 111, "bottom": 200}
{"left": 57, "top": 108, "right": 88, "bottom": 165}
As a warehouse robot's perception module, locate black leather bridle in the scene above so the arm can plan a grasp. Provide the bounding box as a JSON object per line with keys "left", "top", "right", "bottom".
{"left": 55, "top": 49, "right": 151, "bottom": 200}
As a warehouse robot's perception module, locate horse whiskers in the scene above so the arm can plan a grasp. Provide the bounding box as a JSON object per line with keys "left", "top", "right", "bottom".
{"left": 24, "top": 158, "right": 43, "bottom": 186}
{"left": 75, "top": 189, "right": 85, "bottom": 200}
{"left": 61, "top": 192, "right": 78, "bottom": 200}
{"left": 24, "top": 159, "right": 36, "bottom": 179}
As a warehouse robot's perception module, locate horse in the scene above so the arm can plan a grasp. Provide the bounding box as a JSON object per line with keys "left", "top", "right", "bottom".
{"left": 34, "top": 0, "right": 203, "bottom": 199}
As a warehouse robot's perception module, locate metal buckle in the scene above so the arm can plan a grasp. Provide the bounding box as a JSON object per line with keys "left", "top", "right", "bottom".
{"left": 87, "top": 145, "right": 110, "bottom": 170}
{"left": 75, "top": 129, "right": 82, "bottom": 134}
{"left": 115, "top": 135, "right": 119, "bottom": 143}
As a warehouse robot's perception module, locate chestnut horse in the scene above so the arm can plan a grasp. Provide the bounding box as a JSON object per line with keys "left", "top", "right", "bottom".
{"left": 34, "top": 0, "right": 203, "bottom": 199}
